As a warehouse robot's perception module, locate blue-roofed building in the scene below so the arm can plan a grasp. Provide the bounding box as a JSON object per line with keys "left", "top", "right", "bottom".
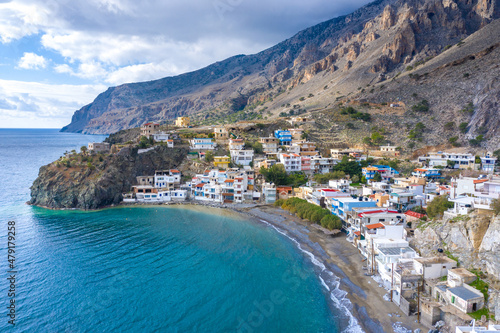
{"left": 274, "top": 129, "right": 292, "bottom": 146}
{"left": 362, "top": 165, "right": 399, "bottom": 181}
{"left": 329, "top": 196, "right": 377, "bottom": 220}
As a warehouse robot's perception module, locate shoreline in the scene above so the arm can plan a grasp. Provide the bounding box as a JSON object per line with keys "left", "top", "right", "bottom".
{"left": 233, "top": 204, "right": 426, "bottom": 333}
{"left": 30, "top": 200, "right": 426, "bottom": 332}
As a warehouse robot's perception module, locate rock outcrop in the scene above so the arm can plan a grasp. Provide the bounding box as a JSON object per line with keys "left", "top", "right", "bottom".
{"left": 412, "top": 212, "right": 500, "bottom": 281}
{"left": 29, "top": 146, "right": 188, "bottom": 210}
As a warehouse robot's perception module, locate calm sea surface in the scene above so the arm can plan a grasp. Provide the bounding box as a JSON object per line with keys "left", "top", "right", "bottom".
{"left": 0, "top": 129, "right": 350, "bottom": 332}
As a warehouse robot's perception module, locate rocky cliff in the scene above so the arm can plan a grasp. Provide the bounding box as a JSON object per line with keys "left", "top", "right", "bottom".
{"left": 412, "top": 213, "right": 500, "bottom": 280}
{"left": 29, "top": 146, "right": 188, "bottom": 210}
{"left": 61, "top": 0, "right": 500, "bottom": 150}
{"left": 411, "top": 212, "right": 500, "bottom": 316}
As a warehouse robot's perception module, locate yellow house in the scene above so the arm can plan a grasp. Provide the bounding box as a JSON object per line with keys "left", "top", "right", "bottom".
{"left": 175, "top": 116, "right": 190, "bottom": 127}
{"left": 214, "top": 156, "right": 230, "bottom": 169}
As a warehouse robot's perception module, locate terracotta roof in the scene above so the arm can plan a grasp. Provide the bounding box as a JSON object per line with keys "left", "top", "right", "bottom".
{"left": 354, "top": 231, "right": 361, "bottom": 236}
{"left": 195, "top": 184, "right": 205, "bottom": 188}
{"left": 473, "top": 179, "right": 488, "bottom": 184}
{"left": 170, "top": 169, "right": 180, "bottom": 173}
{"left": 277, "top": 186, "right": 292, "bottom": 191}
{"left": 414, "top": 168, "right": 428, "bottom": 172}
{"left": 366, "top": 223, "right": 385, "bottom": 230}
{"left": 225, "top": 179, "right": 235, "bottom": 183}
{"left": 365, "top": 167, "right": 379, "bottom": 171}
{"left": 405, "top": 210, "right": 426, "bottom": 218}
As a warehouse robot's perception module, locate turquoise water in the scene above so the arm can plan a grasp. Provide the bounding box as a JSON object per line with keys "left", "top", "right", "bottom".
{"left": 0, "top": 129, "right": 348, "bottom": 332}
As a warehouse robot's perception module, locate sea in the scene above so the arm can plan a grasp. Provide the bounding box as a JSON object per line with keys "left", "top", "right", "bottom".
{"left": 0, "top": 128, "right": 360, "bottom": 332}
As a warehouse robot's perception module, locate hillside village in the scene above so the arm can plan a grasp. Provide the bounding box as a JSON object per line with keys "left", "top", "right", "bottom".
{"left": 83, "top": 116, "right": 500, "bottom": 332}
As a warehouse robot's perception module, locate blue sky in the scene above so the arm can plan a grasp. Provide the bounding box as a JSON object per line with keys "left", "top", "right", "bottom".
{"left": 0, "top": 0, "right": 371, "bottom": 128}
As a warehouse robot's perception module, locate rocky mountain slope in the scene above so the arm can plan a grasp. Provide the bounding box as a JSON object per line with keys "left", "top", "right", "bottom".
{"left": 28, "top": 146, "right": 188, "bottom": 209}
{"left": 412, "top": 212, "right": 500, "bottom": 318}
{"left": 61, "top": 0, "right": 499, "bottom": 149}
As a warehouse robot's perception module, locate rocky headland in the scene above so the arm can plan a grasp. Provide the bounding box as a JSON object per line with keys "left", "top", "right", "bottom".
{"left": 28, "top": 145, "right": 188, "bottom": 210}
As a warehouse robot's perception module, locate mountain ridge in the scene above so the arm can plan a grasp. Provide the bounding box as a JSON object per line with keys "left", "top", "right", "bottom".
{"left": 61, "top": 0, "right": 500, "bottom": 151}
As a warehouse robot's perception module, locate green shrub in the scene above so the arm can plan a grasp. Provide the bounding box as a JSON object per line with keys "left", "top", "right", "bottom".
{"left": 459, "top": 122, "right": 468, "bottom": 133}
{"left": 444, "top": 122, "right": 455, "bottom": 131}
{"left": 320, "top": 215, "right": 342, "bottom": 230}
{"left": 412, "top": 100, "right": 429, "bottom": 112}
{"left": 427, "top": 196, "right": 453, "bottom": 219}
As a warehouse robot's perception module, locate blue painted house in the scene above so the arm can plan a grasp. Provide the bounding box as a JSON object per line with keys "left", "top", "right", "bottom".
{"left": 274, "top": 129, "right": 292, "bottom": 146}
{"left": 362, "top": 165, "right": 399, "bottom": 181}
{"left": 329, "top": 197, "right": 377, "bottom": 220}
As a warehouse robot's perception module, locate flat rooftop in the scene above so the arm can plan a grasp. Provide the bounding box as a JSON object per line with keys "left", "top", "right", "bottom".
{"left": 415, "top": 257, "right": 456, "bottom": 265}
{"left": 378, "top": 247, "right": 415, "bottom": 256}
{"left": 448, "top": 286, "right": 483, "bottom": 300}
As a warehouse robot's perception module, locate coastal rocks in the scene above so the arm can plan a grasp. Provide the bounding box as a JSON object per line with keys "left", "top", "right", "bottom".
{"left": 412, "top": 212, "right": 500, "bottom": 282}
{"left": 29, "top": 146, "right": 188, "bottom": 210}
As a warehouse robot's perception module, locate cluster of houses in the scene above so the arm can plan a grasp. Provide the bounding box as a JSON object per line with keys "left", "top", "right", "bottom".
{"left": 116, "top": 119, "right": 500, "bottom": 328}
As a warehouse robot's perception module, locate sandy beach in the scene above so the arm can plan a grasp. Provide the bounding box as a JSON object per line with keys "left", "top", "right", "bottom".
{"left": 233, "top": 204, "right": 427, "bottom": 333}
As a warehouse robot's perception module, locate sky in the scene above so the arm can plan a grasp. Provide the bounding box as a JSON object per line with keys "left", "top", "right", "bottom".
{"left": 0, "top": 0, "right": 372, "bottom": 129}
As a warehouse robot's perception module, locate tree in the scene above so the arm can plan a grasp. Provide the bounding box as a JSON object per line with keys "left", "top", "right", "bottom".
{"left": 138, "top": 136, "right": 149, "bottom": 148}
{"left": 446, "top": 160, "right": 456, "bottom": 168}
{"left": 252, "top": 141, "right": 263, "bottom": 154}
{"left": 426, "top": 196, "right": 453, "bottom": 219}
{"left": 362, "top": 137, "right": 372, "bottom": 145}
{"left": 351, "top": 175, "right": 360, "bottom": 183}
{"left": 260, "top": 164, "right": 288, "bottom": 185}
{"left": 491, "top": 199, "right": 500, "bottom": 215}
{"left": 313, "top": 171, "right": 345, "bottom": 184}
{"left": 288, "top": 172, "right": 308, "bottom": 187}
{"left": 373, "top": 172, "right": 382, "bottom": 182}
{"left": 80, "top": 146, "right": 88, "bottom": 155}
{"left": 205, "top": 151, "right": 214, "bottom": 162}
{"left": 371, "top": 131, "right": 385, "bottom": 145}
{"left": 459, "top": 122, "right": 468, "bottom": 133}
{"left": 320, "top": 215, "right": 342, "bottom": 230}
{"left": 444, "top": 122, "right": 455, "bottom": 131}
{"left": 412, "top": 99, "right": 429, "bottom": 112}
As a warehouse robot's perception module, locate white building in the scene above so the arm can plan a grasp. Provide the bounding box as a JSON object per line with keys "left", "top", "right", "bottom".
{"left": 311, "top": 156, "right": 338, "bottom": 174}
{"left": 418, "top": 152, "right": 475, "bottom": 169}
{"left": 413, "top": 257, "right": 457, "bottom": 279}
{"left": 230, "top": 149, "right": 254, "bottom": 166}
{"left": 480, "top": 153, "right": 497, "bottom": 173}
{"left": 279, "top": 153, "right": 301, "bottom": 173}
{"left": 88, "top": 142, "right": 110, "bottom": 152}
{"left": 328, "top": 179, "right": 352, "bottom": 192}
{"left": 152, "top": 132, "right": 170, "bottom": 142}
{"left": 190, "top": 138, "right": 216, "bottom": 150}
{"left": 259, "top": 137, "right": 279, "bottom": 154}
{"left": 229, "top": 138, "right": 245, "bottom": 151}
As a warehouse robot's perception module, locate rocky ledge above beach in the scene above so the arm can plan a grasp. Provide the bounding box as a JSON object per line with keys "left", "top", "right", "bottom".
{"left": 29, "top": 146, "right": 188, "bottom": 210}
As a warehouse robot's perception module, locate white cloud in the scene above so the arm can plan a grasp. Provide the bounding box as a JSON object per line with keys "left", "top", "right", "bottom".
{"left": 0, "top": 79, "right": 106, "bottom": 128}
{"left": 0, "top": 1, "right": 60, "bottom": 43}
{"left": 17, "top": 52, "right": 47, "bottom": 69}
{"left": 0, "top": 0, "right": 374, "bottom": 128}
